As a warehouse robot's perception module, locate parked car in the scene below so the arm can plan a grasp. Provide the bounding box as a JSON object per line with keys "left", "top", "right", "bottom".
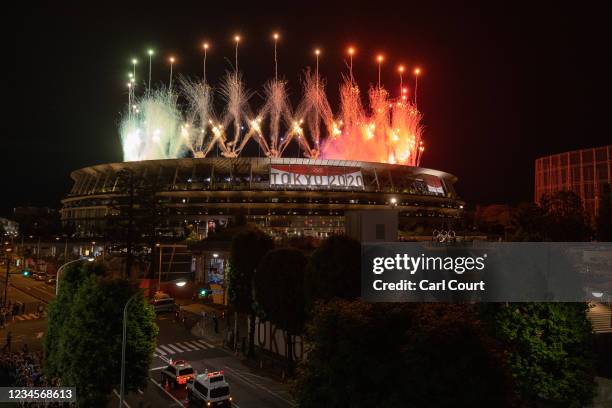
{"left": 150, "top": 297, "right": 177, "bottom": 313}
{"left": 45, "top": 275, "right": 57, "bottom": 285}
{"left": 33, "top": 273, "right": 46, "bottom": 281}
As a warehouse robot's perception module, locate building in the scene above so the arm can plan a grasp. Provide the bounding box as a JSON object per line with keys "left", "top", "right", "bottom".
{"left": 345, "top": 210, "right": 399, "bottom": 242}
{"left": 0, "top": 217, "right": 18, "bottom": 237}
{"left": 60, "top": 157, "right": 464, "bottom": 297}
{"left": 535, "top": 145, "right": 612, "bottom": 223}
{"left": 61, "top": 157, "right": 464, "bottom": 239}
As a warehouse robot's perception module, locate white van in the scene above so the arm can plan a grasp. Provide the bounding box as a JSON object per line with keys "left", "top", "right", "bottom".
{"left": 186, "top": 370, "right": 232, "bottom": 407}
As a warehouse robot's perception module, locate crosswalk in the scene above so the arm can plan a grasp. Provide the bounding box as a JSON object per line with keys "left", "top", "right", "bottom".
{"left": 14, "top": 313, "right": 41, "bottom": 321}
{"left": 154, "top": 339, "right": 214, "bottom": 357}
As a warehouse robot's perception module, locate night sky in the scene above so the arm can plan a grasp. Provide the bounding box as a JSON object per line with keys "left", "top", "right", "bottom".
{"left": 4, "top": 2, "right": 611, "bottom": 216}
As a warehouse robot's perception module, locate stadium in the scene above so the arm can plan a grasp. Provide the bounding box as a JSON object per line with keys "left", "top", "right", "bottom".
{"left": 55, "top": 39, "right": 472, "bottom": 239}
{"left": 60, "top": 157, "right": 463, "bottom": 239}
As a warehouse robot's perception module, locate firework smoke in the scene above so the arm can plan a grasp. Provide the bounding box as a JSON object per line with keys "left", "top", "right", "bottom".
{"left": 261, "top": 79, "right": 292, "bottom": 156}
{"left": 120, "top": 88, "right": 185, "bottom": 161}
{"left": 180, "top": 76, "right": 215, "bottom": 157}
{"left": 321, "top": 79, "right": 424, "bottom": 165}
{"left": 120, "top": 65, "right": 425, "bottom": 165}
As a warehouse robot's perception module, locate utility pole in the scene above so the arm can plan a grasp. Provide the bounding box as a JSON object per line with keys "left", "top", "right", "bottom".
{"left": 3, "top": 248, "right": 12, "bottom": 307}
{"left": 19, "top": 235, "right": 24, "bottom": 270}
{"left": 157, "top": 244, "right": 162, "bottom": 292}
{"left": 36, "top": 236, "right": 40, "bottom": 272}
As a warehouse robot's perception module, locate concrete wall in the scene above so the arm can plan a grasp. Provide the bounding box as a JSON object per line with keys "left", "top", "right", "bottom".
{"left": 345, "top": 210, "right": 398, "bottom": 242}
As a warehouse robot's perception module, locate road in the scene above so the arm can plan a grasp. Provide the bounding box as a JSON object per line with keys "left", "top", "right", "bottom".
{"left": 7, "top": 272, "right": 56, "bottom": 304}
{"left": 110, "top": 314, "right": 296, "bottom": 408}
{"left": 5, "top": 274, "right": 296, "bottom": 407}
{"left": 0, "top": 317, "right": 47, "bottom": 352}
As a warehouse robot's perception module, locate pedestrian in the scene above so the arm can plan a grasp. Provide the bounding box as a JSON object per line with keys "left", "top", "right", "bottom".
{"left": 12, "top": 303, "right": 19, "bottom": 319}
{"left": 226, "top": 329, "right": 233, "bottom": 348}
{"left": 212, "top": 314, "right": 219, "bottom": 334}
{"left": 21, "top": 303, "right": 25, "bottom": 315}
{"left": 37, "top": 304, "right": 43, "bottom": 318}
{"left": 0, "top": 311, "right": 5, "bottom": 329}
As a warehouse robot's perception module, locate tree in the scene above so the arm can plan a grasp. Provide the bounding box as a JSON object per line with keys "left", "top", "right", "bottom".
{"left": 513, "top": 191, "right": 591, "bottom": 241}
{"left": 511, "top": 202, "right": 546, "bottom": 241}
{"left": 295, "top": 301, "right": 515, "bottom": 408}
{"left": 105, "top": 169, "right": 166, "bottom": 278}
{"left": 481, "top": 303, "right": 596, "bottom": 407}
{"left": 540, "top": 191, "right": 591, "bottom": 241}
{"left": 305, "top": 235, "right": 360, "bottom": 308}
{"left": 226, "top": 228, "right": 273, "bottom": 356}
{"left": 44, "top": 261, "right": 106, "bottom": 378}
{"left": 254, "top": 248, "right": 307, "bottom": 371}
{"left": 44, "top": 262, "right": 158, "bottom": 406}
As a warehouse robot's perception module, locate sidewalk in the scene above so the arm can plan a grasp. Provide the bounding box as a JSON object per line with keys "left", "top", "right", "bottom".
{"left": 179, "top": 302, "right": 294, "bottom": 384}
{"left": 177, "top": 301, "right": 229, "bottom": 345}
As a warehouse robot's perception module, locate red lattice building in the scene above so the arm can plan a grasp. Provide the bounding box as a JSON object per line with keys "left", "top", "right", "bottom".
{"left": 535, "top": 145, "right": 612, "bottom": 223}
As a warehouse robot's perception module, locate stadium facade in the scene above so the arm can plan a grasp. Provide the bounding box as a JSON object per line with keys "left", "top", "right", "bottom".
{"left": 535, "top": 145, "right": 612, "bottom": 223}
{"left": 61, "top": 157, "right": 464, "bottom": 239}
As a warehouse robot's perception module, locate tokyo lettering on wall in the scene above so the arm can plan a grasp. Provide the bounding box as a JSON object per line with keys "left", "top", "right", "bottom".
{"left": 270, "top": 164, "right": 364, "bottom": 189}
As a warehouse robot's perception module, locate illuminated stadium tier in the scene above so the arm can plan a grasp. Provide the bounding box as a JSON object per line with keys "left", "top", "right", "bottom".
{"left": 61, "top": 157, "right": 463, "bottom": 238}
{"left": 535, "top": 145, "right": 612, "bottom": 223}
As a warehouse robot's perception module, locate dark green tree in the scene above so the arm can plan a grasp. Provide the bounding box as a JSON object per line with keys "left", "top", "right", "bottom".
{"left": 511, "top": 202, "right": 546, "bottom": 241}
{"left": 513, "top": 191, "right": 591, "bottom": 241}
{"left": 254, "top": 248, "right": 307, "bottom": 370}
{"left": 227, "top": 228, "right": 273, "bottom": 356}
{"left": 482, "top": 303, "right": 596, "bottom": 407}
{"left": 508, "top": 191, "right": 596, "bottom": 406}
{"left": 44, "top": 261, "right": 106, "bottom": 378}
{"left": 540, "top": 191, "right": 591, "bottom": 241}
{"left": 44, "top": 262, "right": 158, "bottom": 406}
{"left": 305, "top": 235, "right": 361, "bottom": 308}
{"left": 295, "top": 301, "right": 515, "bottom": 408}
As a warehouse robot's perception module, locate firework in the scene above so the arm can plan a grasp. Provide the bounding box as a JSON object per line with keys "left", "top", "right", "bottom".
{"left": 119, "top": 40, "right": 426, "bottom": 166}
{"left": 120, "top": 88, "right": 184, "bottom": 161}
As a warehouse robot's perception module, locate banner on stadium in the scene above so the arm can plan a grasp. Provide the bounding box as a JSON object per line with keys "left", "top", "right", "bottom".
{"left": 270, "top": 165, "right": 364, "bottom": 189}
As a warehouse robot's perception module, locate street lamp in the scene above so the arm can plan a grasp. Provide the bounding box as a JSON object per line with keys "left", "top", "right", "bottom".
{"left": 592, "top": 291, "right": 611, "bottom": 305}
{"left": 156, "top": 243, "right": 162, "bottom": 291}
{"left": 55, "top": 257, "right": 94, "bottom": 295}
{"left": 3, "top": 247, "right": 13, "bottom": 307}
{"left": 119, "top": 288, "right": 142, "bottom": 408}
{"left": 120, "top": 278, "right": 187, "bottom": 406}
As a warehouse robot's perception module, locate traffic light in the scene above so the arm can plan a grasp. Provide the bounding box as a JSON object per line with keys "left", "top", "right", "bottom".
{"left": 198, "top": 288, "right": 210, "bottom": 298}
{"left": 22, "top": 270, "right": 30, "bottom": 277}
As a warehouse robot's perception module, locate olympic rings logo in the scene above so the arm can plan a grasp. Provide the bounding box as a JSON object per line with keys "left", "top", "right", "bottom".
{"left": 432, "top": 230, "right": 456, "bottom": 242}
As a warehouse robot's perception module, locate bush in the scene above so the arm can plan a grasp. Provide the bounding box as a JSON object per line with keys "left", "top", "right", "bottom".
{"left": 295, "top": 301, "right": 515, "bottom": 408}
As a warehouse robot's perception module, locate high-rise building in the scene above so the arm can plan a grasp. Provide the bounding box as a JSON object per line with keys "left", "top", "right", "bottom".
{"left": 535, "top": 145, "right": 612, "bottom": 222}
